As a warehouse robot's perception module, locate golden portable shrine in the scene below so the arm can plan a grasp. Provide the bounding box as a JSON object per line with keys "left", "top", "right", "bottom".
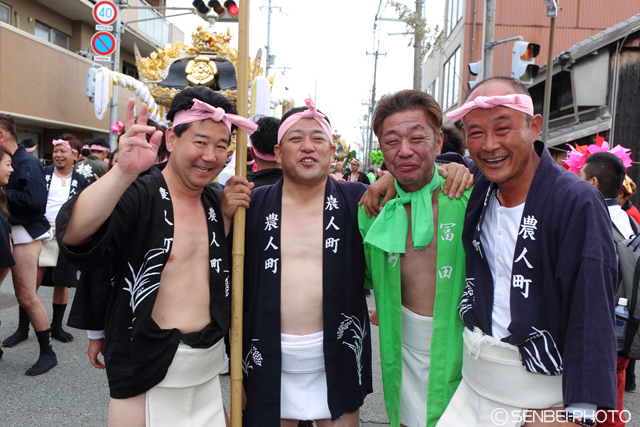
{"left": 134, "top": 26, "right": 266, "bottom": 110}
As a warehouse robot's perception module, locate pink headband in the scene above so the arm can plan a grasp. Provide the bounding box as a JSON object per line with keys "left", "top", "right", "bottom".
{"left": 251, "top": 147, "right": 277, "bottom": 162}
{"left": 277, "top": 96, "right": 333, "bottom": 144}
{"left": 25, "top": 145, "right": 36, "bottom": 153}
{"left": 446, "top": 94, "right": 534, "bottom": 122}
{"left": 83, "top": 144, "right": 90, "bottom": 150}
{"left": 351, "top": 159, "right": 360, "bottom": 165}
{"left": 173, "top": 98, "right": 258, "bottom": 135}
{"left": 90, "top": 145, "right": 109, "bottom": 152}
{"left": 52, "top": 139, "right": 78, "bottom": 154}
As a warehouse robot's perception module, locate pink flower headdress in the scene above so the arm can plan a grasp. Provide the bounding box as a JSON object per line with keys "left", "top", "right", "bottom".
{"left": 563, "top": 134, "right": 632, "bottom": 174}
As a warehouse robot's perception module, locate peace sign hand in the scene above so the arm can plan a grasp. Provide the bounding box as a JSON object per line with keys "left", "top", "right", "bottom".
{"left": 116, "top": 98, "right": 164, "bottom": 178}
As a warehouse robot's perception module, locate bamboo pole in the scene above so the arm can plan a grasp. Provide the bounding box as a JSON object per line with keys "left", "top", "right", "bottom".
{"left": 231, "top": 2, "right": 250, "bottom": 426}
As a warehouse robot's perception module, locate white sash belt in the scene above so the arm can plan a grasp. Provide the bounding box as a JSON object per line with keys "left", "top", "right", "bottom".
{"left": 436, "top": 328, "right": 563, "bottom": 427}
{"left": 281, "top": 331, "right": 325, "bottom": 374}
{"left": 461, "top": 327, "right": 563, "bottom": 408}
{"left": 146, "top": 340, "right": 225, "bottom": 427}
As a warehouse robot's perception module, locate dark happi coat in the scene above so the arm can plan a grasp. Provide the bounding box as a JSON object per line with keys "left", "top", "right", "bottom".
{"left": 243, "top": 177, "right": 373, "bottom": 425}
{"left": 57, "top": 167, "right": 230, "bottom": 398}
{"left": 42, "top": 165, "right": 90, "bottom": 287}
{"left": 4, "top": 145, "right": 49, "bottom": 238}
{"left": 460, "top": 141, "right": 618, "bottom": 408}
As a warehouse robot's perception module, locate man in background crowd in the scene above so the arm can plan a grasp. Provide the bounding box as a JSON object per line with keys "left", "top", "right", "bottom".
{"left": 74, "top": 137, "right": 109, "bottom": 183}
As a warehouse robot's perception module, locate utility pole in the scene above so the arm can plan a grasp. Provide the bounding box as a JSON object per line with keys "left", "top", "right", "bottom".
{"left": 542, "top": 0, "right": 558, "bottom": 142}
{"left": 265, "top": 0, "right": 272, "bottom": 76}
{"left": 482, "top": 0, "right": 495, "bottom": 79}
{"left": 261, "top": 0, "right": 282, "bottom": 77}
{"left": 413, "top": 0, "right": 423, "bottom": 90}
{"left": 361, "top": 100, "right": 371, "bottom": 169}
{"left": 109, "top": 1, "right": 123, "bottom": 151}
{"left": 366, "top": 49, "right": 386, "bottom": 170}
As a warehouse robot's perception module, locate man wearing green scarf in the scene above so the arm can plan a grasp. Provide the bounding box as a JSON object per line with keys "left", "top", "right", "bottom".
{"left": 359, "top": 90, "right": 471, "bottom": 427}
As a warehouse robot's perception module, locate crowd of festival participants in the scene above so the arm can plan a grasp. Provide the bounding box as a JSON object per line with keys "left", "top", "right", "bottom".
{"left": 0, "top": 76, "right": 636, "bottom": 426}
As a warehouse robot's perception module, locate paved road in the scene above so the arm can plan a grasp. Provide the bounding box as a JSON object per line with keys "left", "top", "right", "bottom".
{"left": 0, "top": 273, "right": 638, "bottom": 426}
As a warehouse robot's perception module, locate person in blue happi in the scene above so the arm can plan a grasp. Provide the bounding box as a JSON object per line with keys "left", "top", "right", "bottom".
{"left": 436, "top": 76, "right": 617, "bottom": 426}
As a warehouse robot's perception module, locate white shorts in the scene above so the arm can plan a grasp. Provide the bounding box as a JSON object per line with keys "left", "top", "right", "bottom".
{"left": 401, "top": 305, "right": 433, "bottom": 427}
{"left": 38, "top": 239, "right": 59, "bottom": 267}
{"left": 145, "top": 340, "right": 225, "bottom": 427}
{"left": 436, "top": 328, "right": 563, "bottom": 427}
{"left": 280, "top": 331, "right": 331, "bottom": 421}
{"left": 12, "top": 225, "right": 52, "bottom": 245}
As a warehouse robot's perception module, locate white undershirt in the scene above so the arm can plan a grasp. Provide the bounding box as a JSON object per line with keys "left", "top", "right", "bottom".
{"left": 608, "top": 200, "right": 635, "bottom": 239}
{"left": 45, "top": 172, "right": 71, "bottom": 223}
{"left": 480, "top": 192, "right": 524, "bottom": 341}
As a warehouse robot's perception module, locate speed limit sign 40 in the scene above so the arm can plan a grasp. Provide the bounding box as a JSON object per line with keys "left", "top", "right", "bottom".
{"left": 93, "top": 1, "right": 118, "bottom": 25}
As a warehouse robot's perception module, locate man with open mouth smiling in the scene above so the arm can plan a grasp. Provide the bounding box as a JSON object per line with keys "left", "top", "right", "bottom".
{"left": 57, "top": 86, "right": 256, "bottom": 426}
{"left": 436, "top": 76, "right": 618, "bottom": 426}
{"left": 236, "top": 97, "right": 373, "bottom": 427}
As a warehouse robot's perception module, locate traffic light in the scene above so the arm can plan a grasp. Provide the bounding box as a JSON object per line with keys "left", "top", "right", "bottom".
{"left": 468, "top": 60, "right": 483, "bottom": 90}
{"left": 209, "top": 0, "right": 239, "bottom": 22}
{"left": 192, "top": 0, "right": 239, "bottom": 23}
{"left": 511, "top": 41, "right": 540, "bottom": 84}
{"left": 192, "top": 0, "right": 210, "bottom": 20}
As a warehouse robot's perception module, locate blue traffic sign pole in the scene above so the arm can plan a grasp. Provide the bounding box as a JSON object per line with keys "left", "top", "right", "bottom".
{"left": 109, "top": 1, "right": 121, "bottom": 151}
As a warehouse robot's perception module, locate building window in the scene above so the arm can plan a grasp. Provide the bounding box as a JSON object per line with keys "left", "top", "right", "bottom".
{"left": 123, "top": 63, "right": 139, "bottom": 79}
{"left": 34, "top": 21, "right": 69, "bottom": 49}
{"left": 446, "top": 0, "right": 463, "bottom": 37}
{"left": 426, "top": 77, "right": 439, "bottom": 104}
{"left": 442, "top": 47, "right": 461, "bottom": 110}
{"left": 0, "top": 2, "right": 10, "bottom": 24}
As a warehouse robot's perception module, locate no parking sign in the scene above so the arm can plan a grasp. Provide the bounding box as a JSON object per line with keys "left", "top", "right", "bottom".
{"left": 91, "top": 31, "right": 116, "bottom": 57}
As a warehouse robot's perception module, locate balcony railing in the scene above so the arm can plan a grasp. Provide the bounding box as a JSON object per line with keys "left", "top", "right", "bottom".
{"left": 137, "top": 0, "right": 171, "bottom": 46}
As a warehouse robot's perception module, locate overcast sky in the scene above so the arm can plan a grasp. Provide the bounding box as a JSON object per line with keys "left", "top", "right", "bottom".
{"left": 165, "top": 0, "right": 446, "bottom": 157}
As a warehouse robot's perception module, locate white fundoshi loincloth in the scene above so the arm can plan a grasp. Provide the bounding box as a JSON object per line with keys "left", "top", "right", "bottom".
{"left": 280, "top": 331, "right": 331, "bottom": 421}
{"left": 436, "top": 327, "right": 563, "bottom": 427}
{"left": 145, "top": 339, "right": 225, "bottom": 427}
{"left": 38, "top": 239, "right": 59, "bottom": 267}
{"left": 12, "top": 224, "right": 52, "bottom": 245}
{"left": 400, "top": 305, "right": 433, "bottom": 427}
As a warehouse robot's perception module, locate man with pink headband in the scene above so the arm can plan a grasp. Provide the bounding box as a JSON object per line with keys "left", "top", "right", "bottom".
{"left": 343, "top": 158, "right": 370, "bottom": 184}
{"left": 74, "top": 136, "right": 109, "bottom": 184}
{"left": 20, "top": 138, "right": 38, "bottom": 157}
{"left": 57, "top": 86, "right": 255, "bottom": 426}
{"left": 4, "top": 134, "right": 89, "bottom": 349}
{"left": 237, "top": 98, "right": 372, "bottom": 427}
{"left": 435, "top": 76, "right": 617, "bottom": 426}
